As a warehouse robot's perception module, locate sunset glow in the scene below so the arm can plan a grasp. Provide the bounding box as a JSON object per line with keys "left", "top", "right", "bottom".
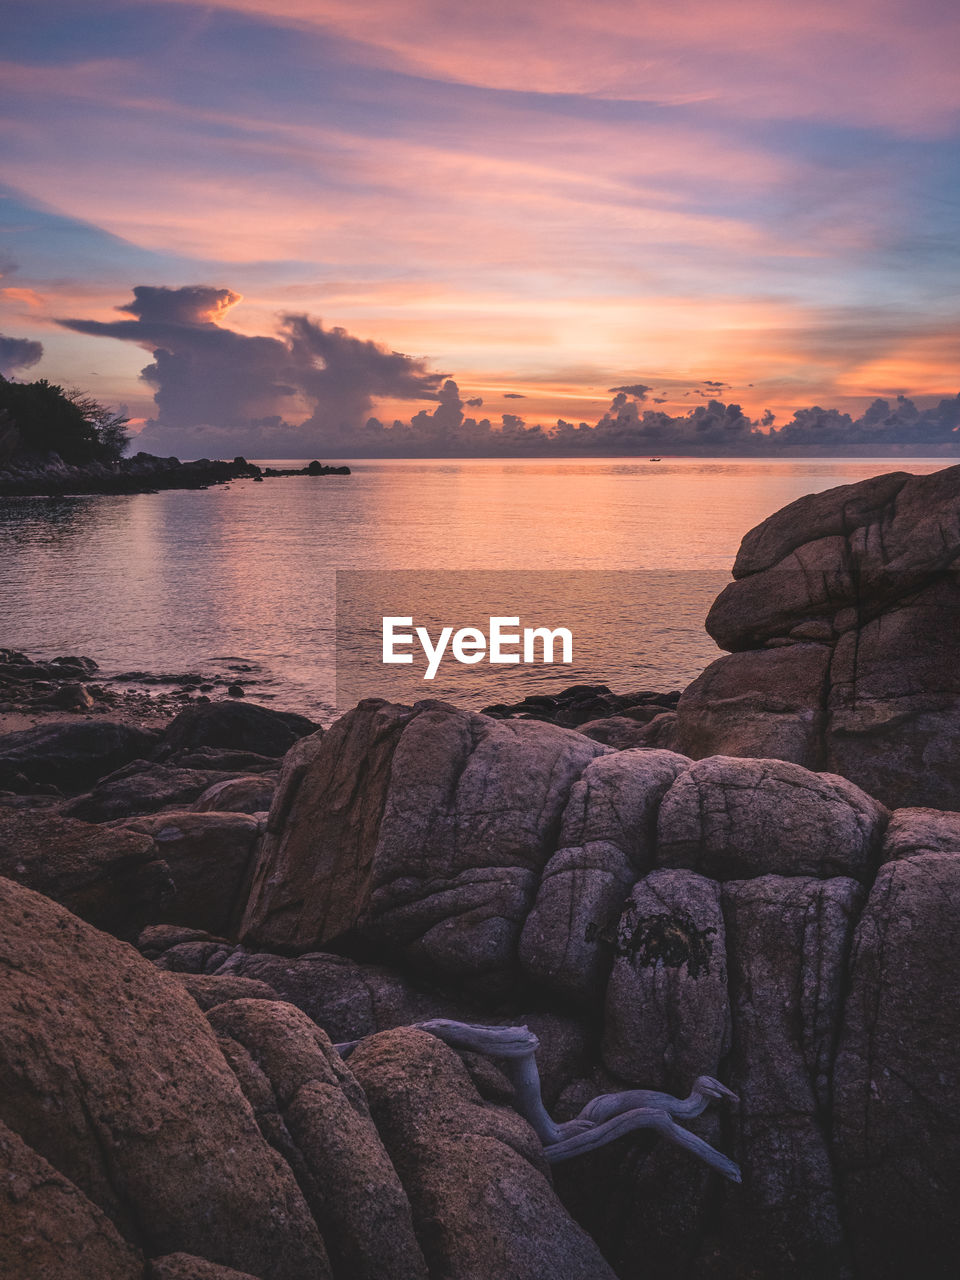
{"left": 1, "top": 0, "right": 959, "bottom": 453}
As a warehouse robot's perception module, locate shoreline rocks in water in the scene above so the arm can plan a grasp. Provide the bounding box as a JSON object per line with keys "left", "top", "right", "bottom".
{"left": 0, "top": 451, "right": 350, "bottom": 497}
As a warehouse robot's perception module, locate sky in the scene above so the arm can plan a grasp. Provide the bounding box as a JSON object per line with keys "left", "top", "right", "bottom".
{"left": 1, "top": 0, "right": 959, "bottom": 456}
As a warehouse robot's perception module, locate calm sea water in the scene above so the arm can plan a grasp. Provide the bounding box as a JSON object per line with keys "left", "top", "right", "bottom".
{"left": 0, "top": 458, "right": 947, "bottom": 722}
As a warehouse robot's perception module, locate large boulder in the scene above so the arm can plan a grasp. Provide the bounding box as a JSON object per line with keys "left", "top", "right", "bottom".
{"left": 156, "top": 702, "right": 319, "bottom": 761}
{"left": 656, "top": 755, "right": 887, "bottom": 881}
{"left": 348, "top": 1027, "right": 618, "bottom": 1280}
{"left": 0, "top": 719, "right": 159, "bottom": 791}
{"left": 155, "top": 943, "right": 479, "bottom": 1045}
{"left": 207, "top": 999, "right": 428, "bottom": 1280}
{"left": 113, "top": 810, "right": 261, "bottom": 934}
{"left": 712, "top": 874, "right": 864, "bottom": 1278}
{"left": 62, "top": 762, "right": 236, "bottom": 823}
{"left": 0, "top": 807, "right": 171, "bottom": 938}
{"left": 241, "top": 699, "right": 607, "bottom": 992}
{"left": 193, "top": 774, "right": 277, "bottom": 814}
{"left": 519, "top": 749, "right": 691, "bottom": 1003}
{"left": 880, "top": 806, "right": 960, "bottom": 862}
{"left": 0, "top": 1117, "right": 144, "bottom": 1280}
{"left": 601, "top": 868, "right": 729, "bottom": 1091}
{"left": 0, "top": 876, "right": 330, "bottom": 1279}
{"left": 676, "top": 465, "right": 960, "bottom": 808}
{"left": 833, "top": 854, "right": 960, "bottom": 1279}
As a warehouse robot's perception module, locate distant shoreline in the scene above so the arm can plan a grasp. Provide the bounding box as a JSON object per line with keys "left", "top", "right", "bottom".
{"left": 0, "top": 452, "right": 350, "bottom": 498}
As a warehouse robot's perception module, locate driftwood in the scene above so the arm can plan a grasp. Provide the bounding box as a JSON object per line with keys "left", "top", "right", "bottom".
{"left": 336, "top": 1018, "right": 741, "bottom": 1182}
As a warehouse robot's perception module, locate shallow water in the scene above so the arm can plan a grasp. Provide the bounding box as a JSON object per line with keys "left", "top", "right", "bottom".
{"left": 0, "top": 458, "right": 947, "bottom": 721}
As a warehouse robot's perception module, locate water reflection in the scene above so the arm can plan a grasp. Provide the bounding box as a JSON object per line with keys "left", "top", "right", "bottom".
{"left": 0, "top": 458, "right": 948, "bottom": 720}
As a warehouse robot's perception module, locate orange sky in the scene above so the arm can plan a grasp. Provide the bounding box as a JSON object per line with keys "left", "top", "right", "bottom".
{"left": 1, "top": 0, "right": 959, "bottom": 448}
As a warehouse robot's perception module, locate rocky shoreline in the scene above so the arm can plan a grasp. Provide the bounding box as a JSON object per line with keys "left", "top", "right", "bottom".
{"left": 0, "top": 451, "right": 350, "bottom": 497}
{"left": 2, "top": 465, "right": 960, "bottom": 1279}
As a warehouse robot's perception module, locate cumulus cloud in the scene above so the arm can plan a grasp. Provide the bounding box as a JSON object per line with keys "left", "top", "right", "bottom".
{"left": 56, "top": 285, "right": 960, "bottom": 458}
{"left": 608, "top": 383, "right": 651, "bottom": 399}
{"left": 0, "top": 334, "right": 43, "bottom": 377}
{"left": 59, "top": 285, "right": 444, "bottom": 454}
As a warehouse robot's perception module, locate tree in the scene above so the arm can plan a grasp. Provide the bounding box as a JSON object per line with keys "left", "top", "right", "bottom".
{"left": 0, "top": 375, "right": 129, "bottom": 465}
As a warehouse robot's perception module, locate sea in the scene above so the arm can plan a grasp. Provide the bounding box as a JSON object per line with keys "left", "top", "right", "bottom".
{"left": 0, "top": 458, "right": 949, "bottom": 724}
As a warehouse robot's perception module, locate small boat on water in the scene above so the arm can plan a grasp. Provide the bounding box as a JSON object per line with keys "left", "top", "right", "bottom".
{"left": 649, "top": 456, "right": 662, "bottom": 461}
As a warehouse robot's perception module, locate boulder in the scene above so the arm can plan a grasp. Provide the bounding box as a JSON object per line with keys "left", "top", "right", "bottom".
{"left": 114, "top": 810, "right": 260, "bottom": 934}
{"left": 157, "top": 944, "right": 476, "bottom": 1045}
{"left": 713, "top": 874, "right": 864, "bottom": 1278}
{"left": 656, "top": 755, "right": 887, "bottom": 881}
{"left": 348, "top": 1027, "right": 618, "bottom": 1279}
{"left": 676, "top": 466, "right": 960, "bottom": 808}
{"left": 676, "top": 644, "right": 830, "bottom": 767}
{"left": 166, "top": 747, "right": 281, "bottom": 773}
{"left": 207, "top": 999, "right": 428, "bottom": 1280}
{"left": 156, "top": 702, "right": 319, "bottom": 761}
{"left": 63, "top": 762, "right": 236, "bottom": 823}
{"left": 601, "top": 868, "right": 729, "bottom": 1091}
{"left": 149, "top": 1257, "right": 262, "bottom": 1280}
{"left": 173, "top": 972, "right": 279, "bottom": 1011}
{"left": 0, "top": 719, "right": 159, "bottom": 791}
{"left": 0, "top": 807, "right": 172, "bottom": 939}
{"left": 880, "top": 806, "right": 960, "bottom": 862}
{"left": 833, "top": 854, "right": 960, "bottom": 1279}
{"left": 0, "top": 877, "right": 330, "bottom": 1279}
{"left": 193, "top": 775, "right": 277, "bottom": 814}
{"left": 577, "top": 715, "right": 666, "bottom": 749}
{"left": 0, "top": 1118, "right": 144, "bottom": 1280}
{"left": 241, "top": 700, "right": 606, "bottom": 993}
{"left": 519, "top": 749, "right": 690, "bottom": 1002}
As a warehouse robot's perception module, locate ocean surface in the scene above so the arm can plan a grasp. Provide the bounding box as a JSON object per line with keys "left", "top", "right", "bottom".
{"left": 0, "top": 458, "right": 948, "bottom": 723}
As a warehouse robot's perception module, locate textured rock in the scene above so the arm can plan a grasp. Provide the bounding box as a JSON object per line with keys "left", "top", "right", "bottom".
{"left": 63, "top": 762, "right": 235, "bottom": 822}
{"left": 0, "top": 718, "right": 158, "bottom": 791}
{"left": 149, "top": 1257, "right": 262, "bottom": 1280}
{"left": 602, "top": 869, "right": 729, "bottom": 1091}
{"left": 0, "top": 1118, "right": 144, "bottom": 1280}
{"left": 193, "top": 774, "right": 277, "bottom": 814}
{"left": 242, "top": 700, "right": 418, "bottom": 949}
{"left": 0, "top": 877, "right": 330, "bottom": 1279}
{"left": 156, "top": 701, "right": 319, "bottom": 761}
{"left": 159, "top": 945, "right": 476, "bottom": 1045}
{"left": 656, "top": 755, "right": 887, "bottom": 881}
{"left": 676, "top": 644, "right": 831, "bottom": 767}
{"left": 242, "top": 700, "right": 606, "bottom": 991}
{"left": 114, "top": 810, "right": 260, "bottom": 934}
{"left": 576, "top": 715, "right": 667, "bottom": 749}
{"left": 880, "top": 806, "right": 960, "bottom": 862}
{"left": 834, "top": 854, "right": 960, "bottom": 1279}
{"left": 676, "top": 466, "right": 960, "bottom": 808}
{"left": 713, "top": 874, "right": 864, "bottom": 1278}
{"left": 172, "top": 972, "right": 279, "bottom": 1010}
{"left": 208, "top": 999, "right": 428, "bottom": 1280}
{"left": 0, "top": 807, "right": 171, "bottom": 938}
{"left": 348, "top": 1027, "right": 618, "bottom": 1280}
{"left": 520, "top": 749, "right": 690, "bottom": 1002}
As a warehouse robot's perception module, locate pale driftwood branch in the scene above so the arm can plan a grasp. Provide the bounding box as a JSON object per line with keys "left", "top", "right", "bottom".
{"left": 335, "top": 1019, "right": 740, "bottom": 1182}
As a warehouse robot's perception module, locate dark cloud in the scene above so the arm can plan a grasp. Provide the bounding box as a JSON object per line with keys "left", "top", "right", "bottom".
{"left": 770, "top": 394, "right": 960, "bottom": 448}
{"left": 59, "top": 285, "right": 444, "bottom": 453}
{"left": 503, "top": 392, "right": 526, "bottom": 399}
{"left": 0, "top": 334, "right": 43, "bottom": 376}
{"left": 466, "top": 396, "right": 483, "bottom": 407}
{"left": 608, "top": 383, "right": 651, "bottom": 399}
{"left": 702, "top": 379, "right": 726, "bottom": 388}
